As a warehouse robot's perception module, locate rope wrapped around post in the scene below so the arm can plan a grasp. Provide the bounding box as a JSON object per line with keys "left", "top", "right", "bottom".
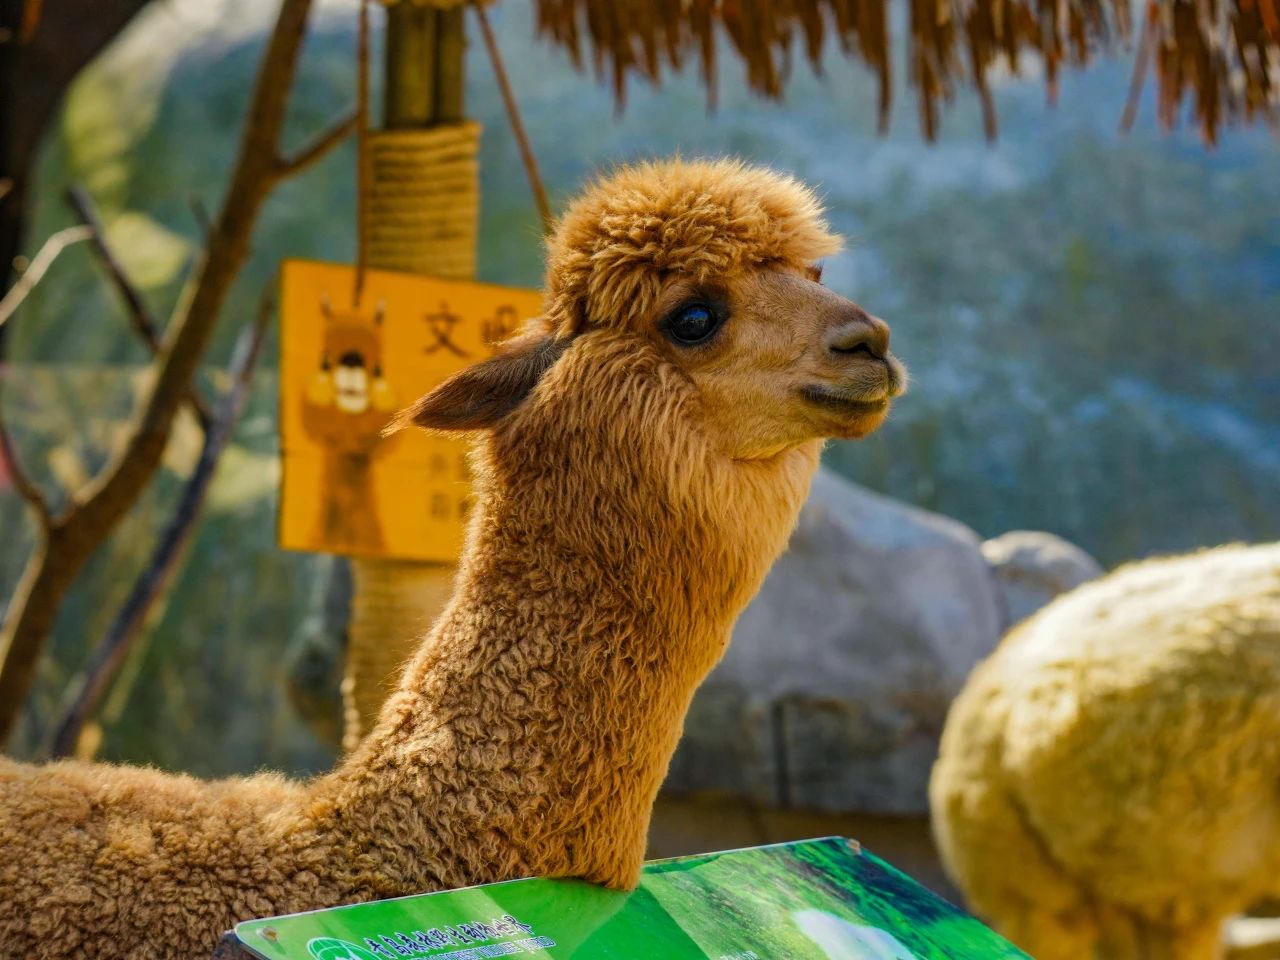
{"left": 344, "top": 119, "right": 482, "bottom": 752}
{"left": 366, "top": 122, "right": 482, "bottom": 280}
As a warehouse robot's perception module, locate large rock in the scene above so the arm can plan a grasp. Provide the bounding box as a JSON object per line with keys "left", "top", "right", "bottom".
{"left": 665, "top": 469, "right": 1003, "bottom": 815}
{"left": 981, "top": 530, "right": 1103, "bottom": 630}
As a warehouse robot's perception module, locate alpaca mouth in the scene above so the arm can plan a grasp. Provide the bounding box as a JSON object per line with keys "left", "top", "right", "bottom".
{"left": 809, "top": 353, "right": 907, "bottom": 411}
{"left": 799, "top": 384, "right": 891, "bottom": 414}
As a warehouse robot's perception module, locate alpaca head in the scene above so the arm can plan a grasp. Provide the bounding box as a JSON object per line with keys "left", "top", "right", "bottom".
{"left": 393, "top": 158, "right": 905, "bottom": 469}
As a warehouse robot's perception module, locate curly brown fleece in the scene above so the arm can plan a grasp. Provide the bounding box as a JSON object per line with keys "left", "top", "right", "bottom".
{"left": 931, "top": 542, "right": 1280, "bottom": 960}
{"left": 0, "top": 158, "right": 886, "bottom": 959}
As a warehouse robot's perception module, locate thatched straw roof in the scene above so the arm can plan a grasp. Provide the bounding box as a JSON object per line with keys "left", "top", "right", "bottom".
{"left": 530, "top": 0, "right": 1277, "bottom": 143}
{"left": 384, "top": 0, "right": 1276, "bottom": 142}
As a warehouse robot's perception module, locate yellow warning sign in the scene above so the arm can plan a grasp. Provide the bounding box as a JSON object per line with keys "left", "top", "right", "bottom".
{"left": 278, "top": 259, "right": 542, "bottom": 561}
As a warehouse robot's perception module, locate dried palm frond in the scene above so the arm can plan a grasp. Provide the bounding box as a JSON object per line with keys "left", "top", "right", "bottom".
{"left": 532, "top": 0, "right": 1279, "bottom": 142}
{"left": 379, "top": 0, "right": 488, "bottom": 6}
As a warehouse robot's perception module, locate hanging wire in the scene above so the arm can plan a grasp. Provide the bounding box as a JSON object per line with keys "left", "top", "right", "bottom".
{"left": 355, "top": 0, "right": 372, "bottom": 305}
{"left": 1120, "top": 1, "right": 1158, "bottom": 133}
{"left": 474, "top": 2, "right": 555, "bottom": 236}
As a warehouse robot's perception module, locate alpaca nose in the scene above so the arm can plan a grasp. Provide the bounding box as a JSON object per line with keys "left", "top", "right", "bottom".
{"left": 827, "top": 313, "right": 890, "bottom": 359}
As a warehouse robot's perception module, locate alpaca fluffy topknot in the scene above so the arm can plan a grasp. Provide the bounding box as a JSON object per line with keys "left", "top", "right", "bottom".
{"left": 542, "top": 158, "right": 842, "bottom": 336}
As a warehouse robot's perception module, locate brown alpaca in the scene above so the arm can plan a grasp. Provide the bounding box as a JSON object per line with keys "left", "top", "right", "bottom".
{"left": 931, "top": 542, "right": 1280, "bottom": 960}
{"left": 0, "top": 158, "right": 905, "bottom": 959}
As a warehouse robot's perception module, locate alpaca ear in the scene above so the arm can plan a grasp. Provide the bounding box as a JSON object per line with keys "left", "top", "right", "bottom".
{"left": 386, "top": 333, "right": 567, "bottom": 434}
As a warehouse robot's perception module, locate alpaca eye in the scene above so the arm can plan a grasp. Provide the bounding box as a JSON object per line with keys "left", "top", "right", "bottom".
{"left": 665, "top": 302, "right": 722, "bottom": 346}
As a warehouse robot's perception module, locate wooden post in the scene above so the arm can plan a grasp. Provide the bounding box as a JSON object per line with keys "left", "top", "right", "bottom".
{"left": 342, "top": 1, "right": 476, "bottom": 752}
{"left": 383, "top": 2, "right": 437, "bottom": 127}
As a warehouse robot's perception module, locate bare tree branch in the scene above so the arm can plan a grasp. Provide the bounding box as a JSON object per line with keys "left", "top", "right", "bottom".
{"left": 65, "top": 185, "right": 213, "bottom": 429}
{"left": 187, "top": 193, "right": 212, "bottom": 240}
{"left": 0, "top": 224, "right": 92, "bottom": 328}
{"left": 274, "top": 109, "right": 358, "bottom": 181}
{"left": 0, "top": 0, "right": 319, "bottom": 744}
{"left": 0, "top": 380, "right": 52, "bottom": 528}
{"left": 47, "top": 287, "right": 273, "bottom": 760}
{"left": 64, "top": 185, "right": 160, "bottom": 350}
{"left": 3, "top": 0, "right": 158, "bottom": 300}
{"left": 0, "top": 214, "right": 81, "bottom": 529}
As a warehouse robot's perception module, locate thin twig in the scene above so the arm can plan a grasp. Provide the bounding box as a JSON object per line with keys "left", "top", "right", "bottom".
{"left": 46, "top": 287, "right": 274, "bottom": 760}
{"left": 274, "top": 109, "right": 359, "bottom": 180}
{"left": 65, "top": 186, "right": 161, "bottom": 350}
{"left": 1120, "top": 4, "right": 1157, "bottom": 132}
{"left": 188, "top": 194, "right": 212, "bottom": 239}
{"left": 65, "top": 186, "right": 214, "bottom": 429}
{"left": 475, "top": 2, "right": 554, "bottom": 235}
{"left": 0, "top": 225, "right": 93, "bottom": 329}
{"left": 0, "top": 199, "right": 59, "bottom": 528}
{"left": 0, "top": 381, "right": 52, "bottom": 528}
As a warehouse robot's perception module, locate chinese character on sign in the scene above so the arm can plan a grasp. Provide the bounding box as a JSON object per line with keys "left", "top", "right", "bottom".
{"left": 481, "top": 304, "right": 519, "bottom": 349}
{"left": 422, "top": 301, "right": 470, "bottom": 358}
{"left": 431, "top": 493, "right": 451, "bottom": 520}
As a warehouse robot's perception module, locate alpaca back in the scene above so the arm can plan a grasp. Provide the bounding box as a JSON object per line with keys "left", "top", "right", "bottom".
{"left": 0, "top": 756, "right": 337, "bottom": 957}
{"left": 934, "top": 542, "right": 1280, "bottom": 924}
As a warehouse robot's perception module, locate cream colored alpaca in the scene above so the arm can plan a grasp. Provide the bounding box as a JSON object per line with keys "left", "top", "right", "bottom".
{"left": 0, "top": 158, "right": 906, "bottom": 959}
{"left": 931, "top": 542, "right": 1280, "bottom": 960}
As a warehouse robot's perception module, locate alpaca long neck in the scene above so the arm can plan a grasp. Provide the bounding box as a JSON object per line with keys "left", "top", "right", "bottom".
{"left": 327, "top": 435, "right": 820, "bottom": 895}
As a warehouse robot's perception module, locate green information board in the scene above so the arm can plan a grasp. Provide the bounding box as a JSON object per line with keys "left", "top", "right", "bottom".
{"left": 223, "top": 837, "right": 1027, "bottom": 960}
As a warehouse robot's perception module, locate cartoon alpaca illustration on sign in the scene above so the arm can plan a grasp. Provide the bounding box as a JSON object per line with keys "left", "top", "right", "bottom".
{"left": 300, "top": 296, "right": 398, "bottom": 553}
